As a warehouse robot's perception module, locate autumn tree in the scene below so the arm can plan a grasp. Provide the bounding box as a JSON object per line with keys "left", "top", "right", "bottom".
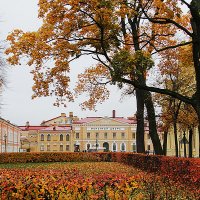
{"left": 6, "top": 0, "right": 165, "bottom": 154}
{"left": 129, "top": 0, "right": 200, "bottom": 157}
{"left": 154, "top": 42, "right": 195, "bottom": 156}
{"left": 7, "top": 1, "right": 199, "bottom": 156}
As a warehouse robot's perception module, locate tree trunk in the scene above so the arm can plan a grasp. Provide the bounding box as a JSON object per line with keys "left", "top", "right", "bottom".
{"left": 189, "top": 128, "right": 193, "bottom": 158}
{"left": 173, "top": 120, "right": 179, "bottom": 157}
{"left": 144, "top": 91, "right": 163, "bottom": 155}
{"left": 135, "top": 89, "right": 145, "bottom": 153}
{"left": 183, "top": 132, "right": 187, "bottom": 158}
{"left": 163, "top": 130, "right": 168, "bottom": 156}
{"left": 198, "top": 125, "right": 200, "bottom": 158}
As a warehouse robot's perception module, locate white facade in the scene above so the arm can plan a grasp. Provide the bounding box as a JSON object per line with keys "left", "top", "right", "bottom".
{"left": 0, "top": 118, "right": 21, "bottom": 153}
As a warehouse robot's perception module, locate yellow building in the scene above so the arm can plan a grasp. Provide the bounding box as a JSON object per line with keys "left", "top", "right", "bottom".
{"left": 0, "top": 117, "right": 21, "bottom": 152}
{"left": 38, "top": 126, "right": 72, "bottom": 152}
{"left": 72, "top": 111, "right": 155, "bottom": 152}
{"left": 40, "top": 112, "right": 78, "bottom": 126}
{"left": 19, "top": 112, "right": 76, "bottom": 152}
{"left": 166, "top": 127, "right": 199, "bottom": 157}
{"left": 19, "top": 125, "right": 47, "bottom": 152}
{"left": 19, "top": 111, "right": 162, "bottom": 153}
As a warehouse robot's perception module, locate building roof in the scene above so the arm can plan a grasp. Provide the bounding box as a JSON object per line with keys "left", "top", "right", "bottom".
{"left": 73, "top": 117, "right": 101, "bottom": 124}
{"left": 0, "top": 117, "right": 21, "bottom": 130}
{"left": 40, "top": 126, "right": 71, "bottom": 131}
{"left": 113, "top": 117, "right": 136, "bottom": 124}
{"left": 73, "top": 117, "right": 136, "bottom": 125}
{"left": 19, "top": 126, "right": 50, "bottom": 131}
{"left": 19, "top": 126, "right": 71, "bottom": 131}
{"left": 40, "top": 115, "right": 63, "bottom": 124}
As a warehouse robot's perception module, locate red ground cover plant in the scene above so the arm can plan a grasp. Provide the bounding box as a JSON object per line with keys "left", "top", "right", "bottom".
{"left": 0, "top": 162, "right": 198, "bottom": 200}
{"left": 0, "top": 152, "right": 199, "bottom": 199}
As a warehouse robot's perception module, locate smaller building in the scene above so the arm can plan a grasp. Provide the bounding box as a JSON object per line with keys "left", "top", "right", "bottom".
{"left": 40, "top": 112, "right": 79, "bottom": 126}
{"left": 19, "top": 124, "right": 48, "bottom": 152}
{"left": 38, "top": 126, "right": 72, "bottom": 152}
{"left": 0, "top": 117, "right": 21, "bottom": 153}
{"left": 166, "top": 126, "right": 199, "bottom": 157}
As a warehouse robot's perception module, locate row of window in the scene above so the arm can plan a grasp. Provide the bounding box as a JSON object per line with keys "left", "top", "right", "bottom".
{"left": 40, "top": 144, "right": 70, "bottom": 151}
{"left": 85, "top": 143, "right": 136, "bottom": 152}
{"left": 40, "top": 134, "right": 70, "bottom": 141}
{"left": 39, "top": 143, "right": 143, "bottom": 152}
{"left": 75, "top": 132, "right": 137, "bottom": 139}
{"left": 39, "top": 132, "right": 153, "bottom": 142}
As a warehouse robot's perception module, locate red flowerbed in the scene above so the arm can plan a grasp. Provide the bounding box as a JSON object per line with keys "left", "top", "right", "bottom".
{"left": 0, "top": 152, "right": 199, "bottom": 189}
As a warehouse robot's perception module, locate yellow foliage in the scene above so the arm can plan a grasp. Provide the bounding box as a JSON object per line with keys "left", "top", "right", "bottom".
{"left": 5, "top": 0, "right": 192, "bottom": 110}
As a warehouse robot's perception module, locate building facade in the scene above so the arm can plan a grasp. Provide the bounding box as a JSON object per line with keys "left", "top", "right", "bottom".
{"left": 20, "top": 111, "right": 157, "bottom": 153}
{"left": 38, "top": 126, "right": 72, "bottom": 152}
{"left": 72, "top": 112, "right": 155, "bottom": 153}
{"left": 19, "top": 113, "right": 75, "bottom": 152}
{"left": 166, "top": 126, "right": 199, "bottom": 157}
{"left": 40, "top": 112, "right": 78, "bottom": 126}
{"left": 18, "top": 110, "right": 199, "bottom": 157}
{"left": 0, "top": 117, "right": 21, "bottom": 153}
{"left": 20, "top": 125, "right": 47, "bottom": 152}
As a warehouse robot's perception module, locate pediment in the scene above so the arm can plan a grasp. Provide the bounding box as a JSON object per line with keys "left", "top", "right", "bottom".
{"left": 86, "top": 117, "right": 129, "bottom": 126}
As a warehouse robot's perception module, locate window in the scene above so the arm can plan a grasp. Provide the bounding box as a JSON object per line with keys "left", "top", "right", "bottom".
{"left": 53, "top": 145, "right": 57, "bottom": 151}
{"left": 121, "top": 132, "right": 125, "bottom": 139}
{"left": 104, "top": 132, "right": 107, "bottom": 139}
{"left": 76, "top": 132, "right": 79, "bottom": 139}
{"left": 60, "top": 134, "right": 63, "bottom": 141}
{"left": 60, "top": 145, "right": 63, "bottom": 151}
{"left": 148, "top": 145, "right": 151, "bottom": 150}
{"left": 47, "top": 145, "right": 50, "bottom": 151}
{"left": 66, "top": 134, "right": 70, "bottom": 141}
{"left": 113, "top": 143, "right": 117, "bottom": 152}
{"left": 40, "top": 145, "right": 44, "bottom": 151}
{"left": 121, "top": 143, "right": 125, "bottom": 152}
{"left": 96, "top": 132, "right": 99, "bottom": 138}
{"left": 132, "top": 144, "right": 136, "bottom": 152}
{"left": 132, "top": 132, "right": 136, "bottom": 140}
{"left": 87, "top": 132, "right": 90, "bottom": 139}
{"left": 113, "top": 133, "right": 116, "bottom": 139}
{"left": 47, "top": 134, "right": 51, "bottom": 141}
{"left": 41, "top": 134, "right": 44, "bottom": 141}
{"left": 66, "top": 145, "right": 70, "bottom": 151}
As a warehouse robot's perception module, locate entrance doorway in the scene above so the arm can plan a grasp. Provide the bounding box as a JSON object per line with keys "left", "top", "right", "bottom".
{"left": 103, "top": 142, "right": 109, "bottom": 152}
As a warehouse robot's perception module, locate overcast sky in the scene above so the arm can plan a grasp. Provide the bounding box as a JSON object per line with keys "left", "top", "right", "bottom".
{"left": 0, "top": 0, "right": 136, "bottom": 125}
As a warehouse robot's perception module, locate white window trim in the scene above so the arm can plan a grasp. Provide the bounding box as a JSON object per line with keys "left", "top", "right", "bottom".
{"left": 132, "top": 143, "right": 137, "bottom": 152}
{"left": 112, "top": 142, "right": 117, "bottom": 152}
{"left": 120, "top": 143, "right": 126, "bottom": 152}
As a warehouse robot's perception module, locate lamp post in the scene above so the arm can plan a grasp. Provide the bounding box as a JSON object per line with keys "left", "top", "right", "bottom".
{"left": 28, "top": 141, "right": 31, "bottom": 152}
{"left": 179, "top": 132, "right": 189, "bottom": 158}
{"left": 95, "top": 133, "right": 98, "bottom": 151}
{"left": 4, "top": 134, "right": 7, "bottom": 153}
{"left": 20, "top": 140, "right": 24, "bottom": 152}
